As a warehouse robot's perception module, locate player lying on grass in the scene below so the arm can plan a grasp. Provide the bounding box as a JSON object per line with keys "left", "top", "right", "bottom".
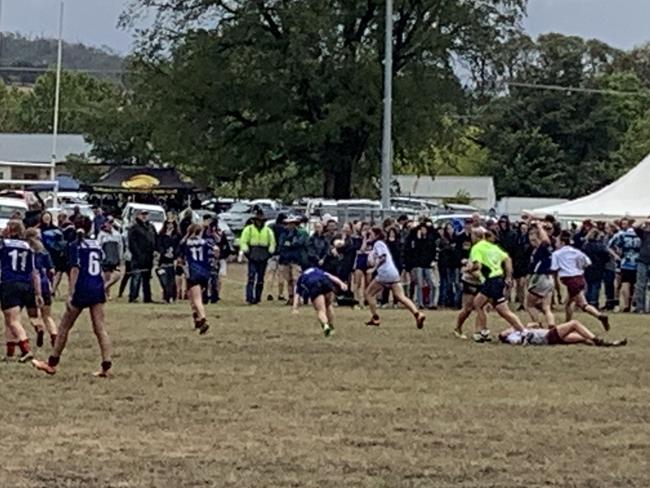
{"left": 498, "top": 320, "right": 627, "bottom": 347}
{"left": 292, "top": 267, "right": 348, "bottom": 337}
{"left": 32, "top": 224, "right": 113, "bottom": 377}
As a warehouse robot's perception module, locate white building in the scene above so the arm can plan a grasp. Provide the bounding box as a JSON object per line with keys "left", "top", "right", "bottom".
{"left": 393, "top": 175, "right": 496, "bottom": 210}
{"left": 0, "top": 133, "right": 93, "bottom": 182}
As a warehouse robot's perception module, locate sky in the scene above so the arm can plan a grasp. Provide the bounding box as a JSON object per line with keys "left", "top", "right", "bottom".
{"left": 0, "top": 0, "right": 649, "bottom": 55}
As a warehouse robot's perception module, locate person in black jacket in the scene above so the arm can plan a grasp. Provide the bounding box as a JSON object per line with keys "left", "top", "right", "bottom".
{"left": 410, "top": 223, "right": 437, "bottom": 309}
{"left": 308, "top": 222, "right": 331, "bottom": 267}
{"left": 157, "top": 219, "right": 181, "bottom": 303}
{"left": 583, "top": 229, "right": 612, "bottom": 309}
{"left": 128, "top": 210, "right": 157, "bottom": 303}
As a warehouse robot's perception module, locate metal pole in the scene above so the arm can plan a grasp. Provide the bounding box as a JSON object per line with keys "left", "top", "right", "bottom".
{"left": 380, "top": 0, "right": 393, "bottom": 210}
{"left": 51, "top": 0, "right": 64, "bottom": 207}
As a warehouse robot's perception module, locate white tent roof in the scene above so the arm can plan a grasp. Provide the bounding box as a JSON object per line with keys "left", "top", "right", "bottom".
{"left": 531, "top": 153, "right": 650, "bottom": 220}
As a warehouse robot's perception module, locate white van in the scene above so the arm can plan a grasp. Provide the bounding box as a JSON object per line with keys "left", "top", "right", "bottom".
{"left": 121, "top": 203, "right": 167, "bottom": 233}
{"left": 0, "top": 197, "right": 29, "bottom": 230}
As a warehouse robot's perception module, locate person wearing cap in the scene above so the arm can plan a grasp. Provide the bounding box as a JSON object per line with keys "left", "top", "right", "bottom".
{"left": 277, "top": 216, "right": 308, "bottom": 304}
{"left": 97, "top": 216, "right": 123, "bottom": 300}
{"left": 92, "top": 206, "right": 107, "bottom": 238}
{"left": 239, "top": 210, "right": 276, "bottom": 305}
{"left": 127, "top": 209, "right": 157, "bottom": 303}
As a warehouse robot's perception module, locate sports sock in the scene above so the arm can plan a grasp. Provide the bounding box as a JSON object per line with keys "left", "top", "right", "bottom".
{"left": 18, "top": 340, "right": 30, "bottom": 355}
{"left": 50, "top": 334, "right": 57, "bottom": 347}
{"left": 48, "top": 356, "right": 60, "bottom": 367}
{"left": 6, "top": 342, "right": 16, "bottom": 357}
{"left": 101, "top": 360, "right": 112, "bottom": 372}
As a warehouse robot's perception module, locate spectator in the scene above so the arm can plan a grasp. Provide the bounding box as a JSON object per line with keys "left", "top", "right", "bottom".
{"left": 411, "top": 222, "right": 437, "bottom": 310}
{"left": 308, "top": 222, "right": 331, "bottom": 267}
{"left": 92, "top": 206, "right": 107, "bottom": 238}
{"left": 437, "top": 223, "right": 459, "bottom": 308}
{"left": 609, "top": 218, "right": 641, "bottom": 312}
{"left": 278, "top": 216, "right": 308, "bottom": 304}
{"left": 633, "top": 217, "right": 650, "bottom": 313}
{"left": 239, "top": 210, "right": 276, "bottom": 305}
{"left": 128, "top": 209, "right": 157, "bottom": 303}
{"left": 97, "top": 217, "right": 123, "bottom": 300}
{"left": 583, "top": 229, "right": 611, "bottom": 309}
{"left": 157, "top": 219, "right": 181, "bottom": 304}
{"left": 265, "top": 213, "right": 287, "bottom": 301}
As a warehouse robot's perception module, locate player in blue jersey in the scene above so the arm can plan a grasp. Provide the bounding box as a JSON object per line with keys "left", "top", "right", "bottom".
{"left": 1, "top": 220, "right": 42, "bottom": 362}
{"left": 33, "top": 223, "right": 113, "bottom": 377}
{"left": 181, "top": 224, "right": 215, "bottom": 335}
{"left": 292, "top": 267, "right": 348, "bottom": 337}
{"left": 25, "top": 228, "right": 58, "bottom": 348}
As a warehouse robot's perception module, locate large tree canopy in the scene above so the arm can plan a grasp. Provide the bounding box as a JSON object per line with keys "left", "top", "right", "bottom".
{"left": 477, "top": 33, "right": 650, "bottom": 198}
{"left": 118, "top": 0, "right": 527, "bottom": 196}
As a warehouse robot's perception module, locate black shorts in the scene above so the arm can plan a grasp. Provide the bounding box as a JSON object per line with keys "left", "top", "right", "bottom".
{"left": 1, "top": 282, "right": 37, "bottom": 311}
{"left": 354, "top": 254, "right": 369, "bottom": 271}
{"left": 462, "top": 280, "right": 480, "bottom": 296}
{"left": 307, "top": 278, "right": 334, "bottom": 301}
{"left": 175, "top": 265, "right": 185, "bottom": 277}
{"left": 42, "top": 292, "right": 53, "bottom": 307}
{"left": 621, "top": 269, "right": 637, "bottom": 285}
{"left": 479, "top": 277, "right": 507, "bottom": 304}
{"left": 70, "top": 290, "right": 106, "bottom": 310}
{"left": 187, "top": 277, "right": 209, "bottom": 289}
{"left": 102, "top": 263, "right": 119, "bottom": 273}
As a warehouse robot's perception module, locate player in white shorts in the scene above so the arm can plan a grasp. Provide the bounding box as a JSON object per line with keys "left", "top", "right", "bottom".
{"left": 364, "top": 227, "right": 426, "bottom": 329}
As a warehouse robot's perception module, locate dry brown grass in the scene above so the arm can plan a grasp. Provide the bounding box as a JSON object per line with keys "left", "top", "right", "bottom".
{"left": 0, "top": 264, "right": 648, "bottom": 487}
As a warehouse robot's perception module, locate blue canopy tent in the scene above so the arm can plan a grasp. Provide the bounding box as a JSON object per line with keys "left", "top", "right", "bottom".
{"left": 26, "top": 174, "right": 82, "bottom": 192}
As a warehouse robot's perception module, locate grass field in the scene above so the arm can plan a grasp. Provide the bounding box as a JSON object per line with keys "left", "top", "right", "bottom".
{"left": 1, "top": 264, "right": 649, "bottom": 488}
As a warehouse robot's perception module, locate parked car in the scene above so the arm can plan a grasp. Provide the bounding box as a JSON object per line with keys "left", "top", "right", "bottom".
{"left": 190, "top": 209, "right": 236, "bottom": 245}
{"left": 121, "top": 203, "right": 167, "bottom": 233}
{"left": 0, "top": 197, "right": 28, "bottom": 229}
{"left": 218, "top": 199, "right": 287, "bottom": 232}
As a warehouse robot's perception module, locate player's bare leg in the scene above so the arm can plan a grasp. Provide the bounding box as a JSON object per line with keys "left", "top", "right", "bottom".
{"left": 32, "top": 304, "right": 82, "bottom": 374}
{"left": 312, "top": 295, "right": 333, "bottom": 337}
{"left": 455, "top": 294, "right": 474, "bottom": 338}
{"left": 27, "top": 307, "right": 45, "bottom": 347}
{"left": 188, "top": 285, "right": 209, "bottom": 334}
{"left": 391, "top": 283, "right": 425, "bottom": 329}
{"left": 89, "top": 304, "right": 113, "bottom": 377}
{"left": 364, "top": 280, "right": 383, "bottom": 326}
{"left": 41, "top": 305, "right": 58, "bottom": 346}
{"left": 3, "top": 307, "right": 32, "bottom": 362}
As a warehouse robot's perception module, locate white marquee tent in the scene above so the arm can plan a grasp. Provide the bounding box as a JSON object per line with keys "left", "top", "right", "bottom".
{"left": 531, "top": 153, "right": 650, "bottom": 220}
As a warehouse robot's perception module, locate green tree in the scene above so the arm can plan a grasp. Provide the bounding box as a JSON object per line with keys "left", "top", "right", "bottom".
{"left": 17, "top": 71, "right": 120, "bottom": 134}
{"left": 119, "top": 0, "right": 526, "bottom": 197}
{"left": 0, "top": 80, "right": 24, "bottom": 131}
{"left": 478, "top": 34, "right": 650, "bottom": 198}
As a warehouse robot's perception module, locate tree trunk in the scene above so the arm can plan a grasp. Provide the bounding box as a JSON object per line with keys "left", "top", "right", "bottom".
{"left": 323, "top": 162, "right": 352, "bottom": 199}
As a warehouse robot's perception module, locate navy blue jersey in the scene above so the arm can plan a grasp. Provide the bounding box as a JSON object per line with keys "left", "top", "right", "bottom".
{"left": 35, "top": 250, "right": 54, "bottom": 295}
{"left": 296, "top": 267, "right": 329, "bottom": 295}
{"left": 68, "top": 239, "right": 105, "bottom": 301}
{"left": 182, "top": 237, "right": 214, "bottom": 281}
{"left": 0, "top": 239, "right": 36, "bottom": 284}
{"left": 530, "top": 243, "right": 552, "bottom": 275}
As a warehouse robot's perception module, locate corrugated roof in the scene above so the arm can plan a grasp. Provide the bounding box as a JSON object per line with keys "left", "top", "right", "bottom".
{"left": 0, "top": 133, "right": 93, "bottom": 164}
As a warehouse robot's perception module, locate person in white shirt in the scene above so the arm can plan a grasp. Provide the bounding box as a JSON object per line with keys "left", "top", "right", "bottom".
{"left": 551, "top": 231, "right": 609, "bottom": 331}
{"left": 364, "top": 227, "right": 426, "bottom": 330}
{"left": 498, "top": 320, "right": 626, "bottom": 347}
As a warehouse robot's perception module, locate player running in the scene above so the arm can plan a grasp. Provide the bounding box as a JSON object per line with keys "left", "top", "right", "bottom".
{"left": 32, "top": 225, "right": 113, "bottom": 377}
{"left": 364, "top": 227, "right": 426, "bottom": 329}
{"left": 551, "top": 231, "right": 610, "bottom": 330}
{"left": 525, "top": 225, "right": 556, "bottom": 328}
{"left": 180, "top": 224, "right": 214, "bottom": 335}
{"left": 292, "top": 267, "right": 348, "bottom": 337}
{"left": 1, "top": 221, "right": 41, "bottom": 362}
{"left": 25, "top": 228, "right": 58, "bottom": 348}
{"left": 468, "top": 228, "right": 526, "bottom": 343}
